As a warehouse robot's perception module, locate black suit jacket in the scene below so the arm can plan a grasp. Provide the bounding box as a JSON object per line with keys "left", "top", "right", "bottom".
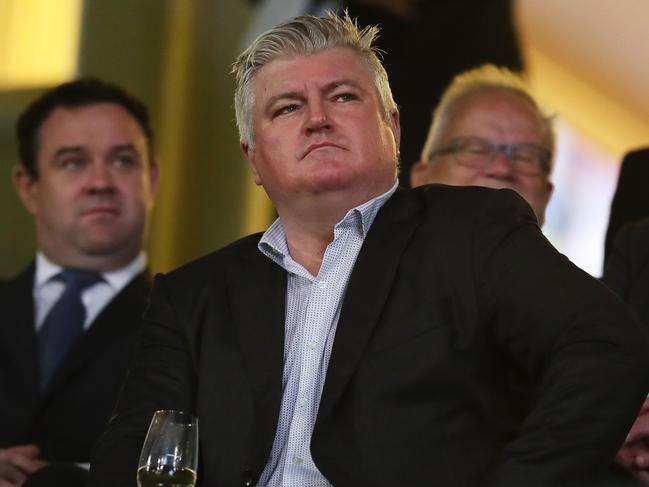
{"left": 604, "top": 148, "right": 649, "bottom": 261}
{"left": 90, "top": 186, "right": 649, "bottom": 487}
{"left": 0, "top": 265, "right": 150, "bottom": 463}
{"left": 603, "top": 218, "right": 649, "bottom": 324}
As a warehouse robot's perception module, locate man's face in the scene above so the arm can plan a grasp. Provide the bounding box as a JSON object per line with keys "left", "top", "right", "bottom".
{"left": 13, "top": 102, "right": 158, "bottom": 270}
{"left": 242, "top": 47, "right": 400, "bottom": 213}
{"left": 411, "top": 90, "right": 553, "bottom": 225}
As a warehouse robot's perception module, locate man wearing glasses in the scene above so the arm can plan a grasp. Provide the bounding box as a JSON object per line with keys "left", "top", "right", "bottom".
{"left": 410, "top": 64, "right": 553, "bottom": 226}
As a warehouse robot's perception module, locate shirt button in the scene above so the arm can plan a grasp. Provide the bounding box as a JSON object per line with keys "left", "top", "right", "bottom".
{"left": 317, "top": 280, "right": 327, "bottom": 289}
{"left": 307, "top": 341, "right": 318, "bottom": 350}
{"left": 299, "top": 398, "right": 308, "bottom": 408}
{"left": 292, "top": 456, "right": 303, "bottom": 465}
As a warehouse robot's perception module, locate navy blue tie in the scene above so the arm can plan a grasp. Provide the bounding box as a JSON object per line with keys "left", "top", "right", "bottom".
{"left": 38, "top": 269, "right": 102, "bottom": 390}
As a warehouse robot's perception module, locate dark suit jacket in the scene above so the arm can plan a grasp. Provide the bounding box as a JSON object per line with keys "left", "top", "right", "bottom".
{"left": 601, "top": 220, "right": 649, "bottom": 487}
{"left": 603, "top": 218, "right": 649, "bottom": 324}
{"left": 604, "top": 148, "right": 649, "bottom": 261}
{"left": 90, "top": 186, "right": 649, "bottom": 487}
{"left": 0, "top": 265, "right": 150, "bottom": 463}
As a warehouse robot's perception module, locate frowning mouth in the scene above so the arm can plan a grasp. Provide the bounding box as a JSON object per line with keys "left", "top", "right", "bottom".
{"left": 302, "top": 142, "right": 344, "bottom": 159}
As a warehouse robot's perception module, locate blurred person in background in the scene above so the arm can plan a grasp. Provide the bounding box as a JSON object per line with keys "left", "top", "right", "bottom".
{"left": 410, "top": 64, "right": 554, "bottom": 226}
{"left": 0, "top": 78, "right": 158, "bottom": 486}
{"left": 604, "top": 215, "right": 649, "bottom": 486}
{"left": 603, "top": 148, "right": 649, "bottom": 261}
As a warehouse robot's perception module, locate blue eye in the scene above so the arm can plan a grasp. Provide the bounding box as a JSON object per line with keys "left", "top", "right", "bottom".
{"left": 333, "top": 93, "right": 356, "bottom": 102}
{"left": 113, "top": 155, "right": 137, "bottom": 168}
{"left": 275, "top": 104, "right": 299, "bottom": 117}
{"left": 61, "top": 158, "right": 86, "bottom": 170}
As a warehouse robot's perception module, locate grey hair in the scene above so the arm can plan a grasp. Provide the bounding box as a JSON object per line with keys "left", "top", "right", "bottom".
{"left": 231, "top": 10, "right": 398, "bottom": 150}
{"left": 421, "top": 64, "right": 556, "bottom": 172}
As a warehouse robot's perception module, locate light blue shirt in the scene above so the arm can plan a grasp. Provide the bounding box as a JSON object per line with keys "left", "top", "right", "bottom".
{"left": 257, "top": 181, "right": 397, "bottom": 487}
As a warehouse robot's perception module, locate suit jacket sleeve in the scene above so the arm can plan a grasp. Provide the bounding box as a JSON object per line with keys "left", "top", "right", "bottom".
{"left": 89, "top": 272, "right": 199, "bottom": 487}
{"left": 473, "top": 190, "right": 649, "bottom": 486}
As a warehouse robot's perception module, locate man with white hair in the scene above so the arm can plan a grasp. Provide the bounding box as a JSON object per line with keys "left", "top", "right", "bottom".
{"left": 410, "top": 64, "right": 554, "bottom": 226}
{"left": 90, "top": 13, "right": 648, "bottom": 487}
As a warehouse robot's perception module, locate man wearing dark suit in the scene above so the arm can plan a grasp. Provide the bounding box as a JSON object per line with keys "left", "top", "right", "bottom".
{"left": 90, "top": 13, "right": 649, "bottom": 487}
{"left": 0, "top": 79, "right": 158, "bottom": 486}
{"left": 604, "top": 218, "right": 649, "bottom": 485}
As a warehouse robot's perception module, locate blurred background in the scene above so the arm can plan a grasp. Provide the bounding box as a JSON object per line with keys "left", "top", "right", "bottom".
{"left": 0, "top": 0, "right": 647, "bottom": 278}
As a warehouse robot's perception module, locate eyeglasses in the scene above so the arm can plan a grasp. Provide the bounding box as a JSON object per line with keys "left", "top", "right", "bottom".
{"left": 429, "top": 136, "right": 552, "bottom": 176}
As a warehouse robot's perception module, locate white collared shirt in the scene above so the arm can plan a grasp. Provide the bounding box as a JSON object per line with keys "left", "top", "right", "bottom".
{"left": 33, "top": 252, "right": 147, "bottom": 331}
{"left": 257, "top": 181, "right": 398, "bottom": 486}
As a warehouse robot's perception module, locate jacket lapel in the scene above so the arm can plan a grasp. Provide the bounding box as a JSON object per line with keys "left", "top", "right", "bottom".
{"left": 315, "top": 189, "right": 423, "bottom": 425}
{"left": 43, "top": 271, "right": 151, "bottom": 396}
{"left": 230, "top": 248, "right": 286, "bottom": 462}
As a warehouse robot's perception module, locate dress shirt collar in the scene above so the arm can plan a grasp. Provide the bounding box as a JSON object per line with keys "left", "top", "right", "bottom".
{"left": 34, "top": 252, "right": 147, "bottom": 292}
{"left": 259, "top": 180, "right": 398, "bottom": 266}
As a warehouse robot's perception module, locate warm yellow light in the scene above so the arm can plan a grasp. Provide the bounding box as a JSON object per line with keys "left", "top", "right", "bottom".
{"left": 524, "top": 45, "right": 649, "bottom": 160}
{"left": 0, "top": 0, "right": 82, "bottom": 89}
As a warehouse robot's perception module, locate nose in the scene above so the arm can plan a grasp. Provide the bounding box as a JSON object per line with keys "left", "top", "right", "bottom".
{"left": 304, "top": 98, "right": 331, "bottom": 134}
{"left": 484, "top": 149, "right": 514, "bottom": 179}
{"left": 85, "top": 160, "right": 116, "bottom": 195}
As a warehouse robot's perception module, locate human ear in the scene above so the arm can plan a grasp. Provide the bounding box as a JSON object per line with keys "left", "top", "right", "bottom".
{"left": 12, "top": 165, "right": 39, "bottom": 214}
{"left": 241, "top": 141, "right": 262, "bottom": 186}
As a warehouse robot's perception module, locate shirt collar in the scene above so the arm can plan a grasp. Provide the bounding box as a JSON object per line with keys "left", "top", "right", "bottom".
{"left": 350, "top": 179, "right": 398, "bottom": 236}
{"left": 258, "top": 180, "right": 398, "bottom": 263}
{"left": 35, "top": 252, "right": 147, "bottom": 291}
{"left": 35, "top": 253, "right": 63, "bottom": 289}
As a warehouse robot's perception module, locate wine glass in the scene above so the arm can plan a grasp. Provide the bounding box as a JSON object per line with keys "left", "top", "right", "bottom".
{"left": 137, "top": 410, "right": 199, "bottom": 487}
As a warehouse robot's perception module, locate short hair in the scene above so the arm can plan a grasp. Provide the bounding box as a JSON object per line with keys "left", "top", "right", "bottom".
{"left": 421, "top": 64, "right": 555, "bottom": 172}
{"left": 16, "top": 77, "right": 154, "bottom": 178}
{"left": 231, "top": 10, "right": 398, "bottom": 150}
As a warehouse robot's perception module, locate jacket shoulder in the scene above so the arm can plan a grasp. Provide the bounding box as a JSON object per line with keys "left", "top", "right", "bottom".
{"left": 155, "top": 232, "right": 265, "bottom": 288}
{"left": 0, "top": 263, "right": 35, "bottom": 297}
{"left": 409, "top": 184, "right": 536, "bottom": 223}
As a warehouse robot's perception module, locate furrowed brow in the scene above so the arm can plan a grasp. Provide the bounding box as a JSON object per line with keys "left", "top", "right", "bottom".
{"left": 265, "top": 91, "right": 304, "bottom": 112}
{"left": 324, "top": 79, "right": 363, "bottom": 93}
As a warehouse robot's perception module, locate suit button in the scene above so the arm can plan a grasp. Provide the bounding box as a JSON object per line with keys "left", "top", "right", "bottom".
{"left": 241, "top": 470, "right": 255, "bottom": 486}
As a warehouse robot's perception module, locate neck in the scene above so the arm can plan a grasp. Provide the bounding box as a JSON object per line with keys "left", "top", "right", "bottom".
{"left": 283, "top": 222, "right": 332, "bottom": 277}
{"left": 276, "top": 184, "right": 391, "bottom": 276}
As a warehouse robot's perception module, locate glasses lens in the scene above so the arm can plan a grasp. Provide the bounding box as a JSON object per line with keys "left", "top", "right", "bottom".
{"left": 510, "top": 145, "right": 547, "bottom": 175}
{"left": 447, "top": 137, "right": 549, "bottom": 175}
{"left": 454, "top": 138, "right": 493, "bottom": 167}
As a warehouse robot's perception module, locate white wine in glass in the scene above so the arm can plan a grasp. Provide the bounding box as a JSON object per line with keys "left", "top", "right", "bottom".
{"left": 137, "top": 410, "right": 199, "bottom": 487}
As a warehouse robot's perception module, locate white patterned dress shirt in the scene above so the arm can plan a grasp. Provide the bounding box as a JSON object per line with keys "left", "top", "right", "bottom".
{"left": 257, "top": 181, "right": 397, "bottom": 487}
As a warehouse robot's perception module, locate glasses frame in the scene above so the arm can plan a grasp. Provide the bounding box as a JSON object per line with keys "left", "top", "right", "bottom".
{"left": 429, "top": 136, "right": 552, "bottom": 176}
